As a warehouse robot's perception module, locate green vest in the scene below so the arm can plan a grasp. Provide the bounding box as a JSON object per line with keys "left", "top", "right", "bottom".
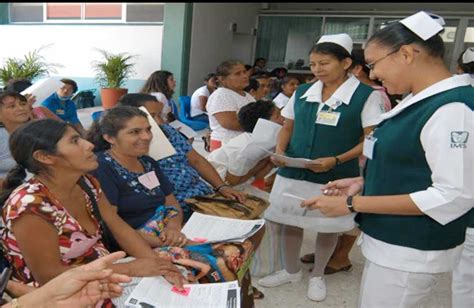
{"left": 356, "top": 85, "right": 474, "bottom": 250}
{"left": 278, "top": 81, "right": 373, "bottom": 184}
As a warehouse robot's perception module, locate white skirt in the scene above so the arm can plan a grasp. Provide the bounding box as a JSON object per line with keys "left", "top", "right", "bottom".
{"left": 264, "top": 174, "right": 356, "bottom": 233}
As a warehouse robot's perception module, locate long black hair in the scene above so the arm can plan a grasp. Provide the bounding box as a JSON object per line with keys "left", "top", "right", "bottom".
{"left": 0, "top": 119, "right": 71, "bottom": 205}
{"left": 86, "top": 106, "right": 148, "bottom": 152}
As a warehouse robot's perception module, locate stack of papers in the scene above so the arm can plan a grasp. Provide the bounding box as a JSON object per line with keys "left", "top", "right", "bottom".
{"left": 21, "top": 77, "right": 64, "bottom": 107}
{"left": 263, "top": 149, "right": 314, "bottom": 169}
{"left": 239, "top": 119, "right": 282, "bottom": 160}
{"left": 125, "top": 277, "right": 240, "bottom": 308}
{"left": 181, "top": 212, "right": 265, "bottom": 243}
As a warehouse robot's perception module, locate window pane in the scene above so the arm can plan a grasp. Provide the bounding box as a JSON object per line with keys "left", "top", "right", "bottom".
{"left": 47, "top": 3, "right": 81, "bottom": 20}
{"left": 256, "top": 16, "right": 323, "bottom": 70}
{"left": 324, "top": 17, "right": 370, "bottom": 40}
{"left": 85, "top": 3, "right": 122, "bottom": 20}
{"left": 10, "top": 3, "right": 43, "bottom": 22}
{"left": 464, "top": 20, "right": 474, "bottom": 47}
{"left": 126, "top": 3, "right": 164, "bottom": 22}
{"left": 440, "top": 19, "right": 459, "bottom": 67}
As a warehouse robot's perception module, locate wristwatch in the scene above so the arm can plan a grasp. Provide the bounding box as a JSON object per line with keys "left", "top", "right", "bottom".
{"left": 346, "top": 195, "right": 356, "bottom": 213}
{"left": 334, "top": 156, "right": 341, "bottom": 166}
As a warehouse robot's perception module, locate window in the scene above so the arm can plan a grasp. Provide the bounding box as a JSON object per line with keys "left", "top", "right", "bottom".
{"left": 324, "top": 17, "right": 370, "bottom": 41}
{"left": 256, "top": 16, "right": 323, "bottom": 70}
{"left": 9, "top": 3, "right": 164, "bottom": 23}
{"left": 463, "top": 19, "right": 474, "bottom": 49}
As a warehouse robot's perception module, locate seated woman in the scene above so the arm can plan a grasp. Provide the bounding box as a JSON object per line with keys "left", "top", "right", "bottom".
{"left": 189, "top": 73, "right": 217, "bottom": 123}
{"left": 140, "top": 71, "right": 179, "bottom": 123}
{"left": 117, "top": 94, "right": 245, "bottom": 222}
{"left": 272, "top": 76, "right": 300, "bottom": 109}
{"left": 0, "top": 119, "right": 185, "bottom": 302}
{"left": 207, "top": 100, "right": 283, "bottom": 193}
{"left": 88, "top": 106, "right": 264, "bottom": 304}
{"left": 3, "top": 79, "right": 61, "bottom": 121}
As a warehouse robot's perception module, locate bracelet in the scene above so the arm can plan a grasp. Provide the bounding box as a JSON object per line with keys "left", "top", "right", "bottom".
{"left": 346, "top": 195, "right": 356, "bottom": 213}
{"left": 214, "top": 184, "right": 230, "bottom": 192}
{"left": 11, "top": 299, "right": 21, "bottom": 308}
{"left": 334, "top": 156, "right": 341, "bottom": 166}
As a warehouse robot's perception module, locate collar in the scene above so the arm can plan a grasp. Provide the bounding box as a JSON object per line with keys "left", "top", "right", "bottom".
{"left": 380, "top": 74, "right": 472, "bottom": 120}
{"left": 300, "top": 75, "right": 360, "bottom": 108}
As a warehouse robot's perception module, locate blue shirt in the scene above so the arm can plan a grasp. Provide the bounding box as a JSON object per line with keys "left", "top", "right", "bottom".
{"left": 157, "top": 125, "right": 213, "bottom": 210}
{"left": 92, "top": 151, "right": 174, "bottom": 229}
{"left": 41, "top": 93, "right": 81, "bottom": 124}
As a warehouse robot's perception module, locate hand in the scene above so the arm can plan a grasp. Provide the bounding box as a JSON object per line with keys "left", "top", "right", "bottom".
{"left": 218, "top": 186, "right": 247, "bottom": 203}
{"left": 31, "top": 251, "right": 132, "bottom": 307}
{"left": 305, "top": 157, "right": 337, "bottom": 173}
{"left": 159, "top": 228, "right": 188, "bottom": 247}
{"left": 131, "top": 257, "right": 186, "bottom": 291}
{"left": 270, "top": 155, "right": 286, "bottom": 167}
{"left": 321, "top": 177, "right": 364, "bottom": 197}
{"left": 301, "top": 196, "right": 350, "bottom": 217}
{"left": 23, "top": 93, "right": 37, "bottom": 107}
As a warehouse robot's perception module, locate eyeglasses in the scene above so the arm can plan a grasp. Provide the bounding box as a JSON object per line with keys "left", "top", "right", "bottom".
{"left": 365, "top": 49, "right": 399, "bottom": 71}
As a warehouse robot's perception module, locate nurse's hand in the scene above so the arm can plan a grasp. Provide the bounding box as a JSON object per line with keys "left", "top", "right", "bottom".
{"left": 306, "top": 157, "right": 336, "bottom": 173}
{"left": 270, "top": 155, "right": 286, "bottom": 167}
{"left": 300, "top": 196, "right": 350, "bottom": 217}
{"left": 321, "top": 177, "right": 364, "bottom": 197}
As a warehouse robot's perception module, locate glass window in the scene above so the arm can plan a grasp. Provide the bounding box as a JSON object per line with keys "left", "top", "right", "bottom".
{"left": 324, "top": 17, "right": 370, "bottom": 40}
{"left": 9, "top": 3, "right": 43, "bottom": 22}
{"left": 46, "top": 3, "right": 81, "bottom": 20}
{"left": 439, "top": 19, "right": 459, "bottom": 68}
{"left": 463, "top": 19, "right": 474, "bottom": 48}
{"left": 126, "top": 3, "right": 164, "bottom": 22}
{"left": 84, "top": 3, "right": 122, "bottom": 20}
{"left": 256, "top": 16, "right": 323, "bottom": 70}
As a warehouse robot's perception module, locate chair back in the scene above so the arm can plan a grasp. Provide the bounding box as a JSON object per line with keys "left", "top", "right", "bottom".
{"left": 178, "top": 96, "right": 192, "bottom": 119}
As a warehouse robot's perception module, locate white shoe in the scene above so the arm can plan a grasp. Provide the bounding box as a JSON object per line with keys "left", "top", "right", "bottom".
{"left": 307, "top": 276, "right": 327, "bottom": 301}
{"left": 258, "top": 269, "right": 303, "bottom": 288}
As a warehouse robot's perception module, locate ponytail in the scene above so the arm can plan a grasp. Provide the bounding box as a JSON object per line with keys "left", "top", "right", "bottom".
{"left": 0, "top": 164, "right": 27, "bottom": 205}
{"left": 86, "top": 120, "right": 110, "bottom": 152}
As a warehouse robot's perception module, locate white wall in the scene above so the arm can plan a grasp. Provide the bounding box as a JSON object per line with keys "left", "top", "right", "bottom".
{"left": 0, "top": 24, "right": 163, "bottom": 80}
{"left": 187, "top": 3, "right": 260, "bottom": 94}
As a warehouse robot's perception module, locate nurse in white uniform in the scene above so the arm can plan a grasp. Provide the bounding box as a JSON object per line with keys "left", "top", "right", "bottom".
{"left": 451, "top": 47, "right": 474, "bottom": 308}
{"left": 258, "top": 33, "right": 385, "bottom": 302}
{"left": 302, "top": 12, "right": 474, "bottom": 307}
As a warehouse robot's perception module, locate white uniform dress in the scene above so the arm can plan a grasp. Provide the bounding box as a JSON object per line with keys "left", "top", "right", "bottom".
{"left": 264, "top": 76, "right": 385, "bottom": 233}
{"left": 206, "top": 87, "right": 255, "bottom": 144}
{"left": 358, "top": 74, "right": 474, "bottom": 307}
{"left": 451, "top": 73, "right": 474, "bottom": 308}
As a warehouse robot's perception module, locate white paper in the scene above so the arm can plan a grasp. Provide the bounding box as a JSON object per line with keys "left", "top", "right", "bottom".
{"left": 181, "top": 212, "right": 265, "bottom": 243}
{"left": 125, "top": 277, "right": 240, "bottom": 308}
{"left": 20, "top": 77, "right": 64, "bottom": 107}
{"left": 239, "top": 119, "right": 282, "bottom": 161}
{"left": 263, "top": 149, "right": 314, "bottom": 169}
{"left": 139, "top": 106, "right": 177, "bottom": 161}
{"left": 169, "top": 120, "right": 198, "bottom": 138}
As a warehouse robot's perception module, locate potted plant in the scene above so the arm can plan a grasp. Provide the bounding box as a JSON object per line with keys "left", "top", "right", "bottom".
{"left": 92, "top": 49, "right": 136, "bottom": 109}
{"left": 0, "top": 45, "right": 60, "bottom": 87}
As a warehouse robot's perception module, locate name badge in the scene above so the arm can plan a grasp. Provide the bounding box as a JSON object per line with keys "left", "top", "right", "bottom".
{"left": 315, "top": 111, "right": 341, "bottom": 126}
{"left": 56, "top": 109, "right": 65, "bottom": 115}
{"left": 138, "top": 171, "right": 160, "bottom": 190}
{"left": 363, "top": 134, "right": 377, "bottom": 160}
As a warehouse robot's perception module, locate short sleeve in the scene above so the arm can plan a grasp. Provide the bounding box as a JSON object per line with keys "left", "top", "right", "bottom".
{"left": 207, "top": 90, "right": 239, "bottom": 115}
{"left": 281, "top": 92, "right": 296, "bottom": 120}
{"left": 91, "top": 161, "right": 121, "bottom": 207}
{"left": 361, "top": 91, "right": 385, "bottom": 127}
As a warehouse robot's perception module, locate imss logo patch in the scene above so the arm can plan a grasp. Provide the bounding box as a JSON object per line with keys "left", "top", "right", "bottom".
{"left": 450, "top": 131, "right": 469, "bottom": 149}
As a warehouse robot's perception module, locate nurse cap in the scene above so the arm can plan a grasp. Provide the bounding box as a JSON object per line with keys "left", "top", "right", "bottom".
{"left": 316, "top": 33, "right": 353, "bottom": 54}
{"left": 462, "top": 47, "right": 474, "bottom": 64}
{"left": 399, "top": 11, "right": 444, "bottom": 41}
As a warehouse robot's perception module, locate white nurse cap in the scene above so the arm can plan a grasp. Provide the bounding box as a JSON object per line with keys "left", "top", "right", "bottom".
{"left": 399, "top": 11, "right": 444, "bottom": 41}
{"left": 317, "top": 33, "right": 353, "bottom": 54}
{"left": 462, "top": 47, "right": 474, "bottom": 64}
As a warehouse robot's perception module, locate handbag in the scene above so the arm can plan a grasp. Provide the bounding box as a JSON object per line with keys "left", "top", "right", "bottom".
{"left": 78, "top": 177, "right": 121, "bottom": 253}
{"left": 184, "top": 193, "right": 269, "bottom": 220}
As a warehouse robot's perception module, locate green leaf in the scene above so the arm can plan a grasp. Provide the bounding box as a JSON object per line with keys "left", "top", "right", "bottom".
{"left": 91, "top": 49, "right": 136, "bottom": 89}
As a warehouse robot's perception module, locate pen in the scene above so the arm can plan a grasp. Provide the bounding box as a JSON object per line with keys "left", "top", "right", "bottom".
{"left": 282, "top": 193, "right": 308, "bottom": 216}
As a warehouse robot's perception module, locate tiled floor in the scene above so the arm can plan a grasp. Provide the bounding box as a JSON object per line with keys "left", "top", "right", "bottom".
{"left": 190, "top": 131, "right": 452, "bottom": 308}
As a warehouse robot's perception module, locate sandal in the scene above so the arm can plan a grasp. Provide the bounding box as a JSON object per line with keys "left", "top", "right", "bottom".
{"left": 324, "top": 264, "right": 352, "bottom": 275}
{"left": 300, "top": 253, "right": 315, "bottom": 264}
{"left": 252, "top": 286, "right": 265, "bottom": 300}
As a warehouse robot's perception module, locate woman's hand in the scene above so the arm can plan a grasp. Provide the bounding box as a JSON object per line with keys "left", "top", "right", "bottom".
{"left": 19, "top": 251, "right": 132, "bottom": 308}
{"left": 301, "top": 196, "right": 350, "bottom": 217}
{"left": 305, "top": 157, "right": 337, "bottom": 173}
{"left": 159, "top": 228, "right": 188, "bottom": 247}
{"left": 321, "top": 177, "right": 364, "bottom": 197}
{"left": 129, "top": 257, "right": 186, "bottom": 290}
{"left": 218, "top": 186, "right": 247, "bottom": 203}
{"left": 23, "top": 93, "right": 37, "bottom": 107}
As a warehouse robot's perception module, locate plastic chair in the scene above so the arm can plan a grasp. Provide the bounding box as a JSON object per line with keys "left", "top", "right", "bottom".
{"left": 91, "top": 110, "right": 104, "bottom": 122}
{"left": 177, "top": 96, "right": 209, "bottom": 131}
